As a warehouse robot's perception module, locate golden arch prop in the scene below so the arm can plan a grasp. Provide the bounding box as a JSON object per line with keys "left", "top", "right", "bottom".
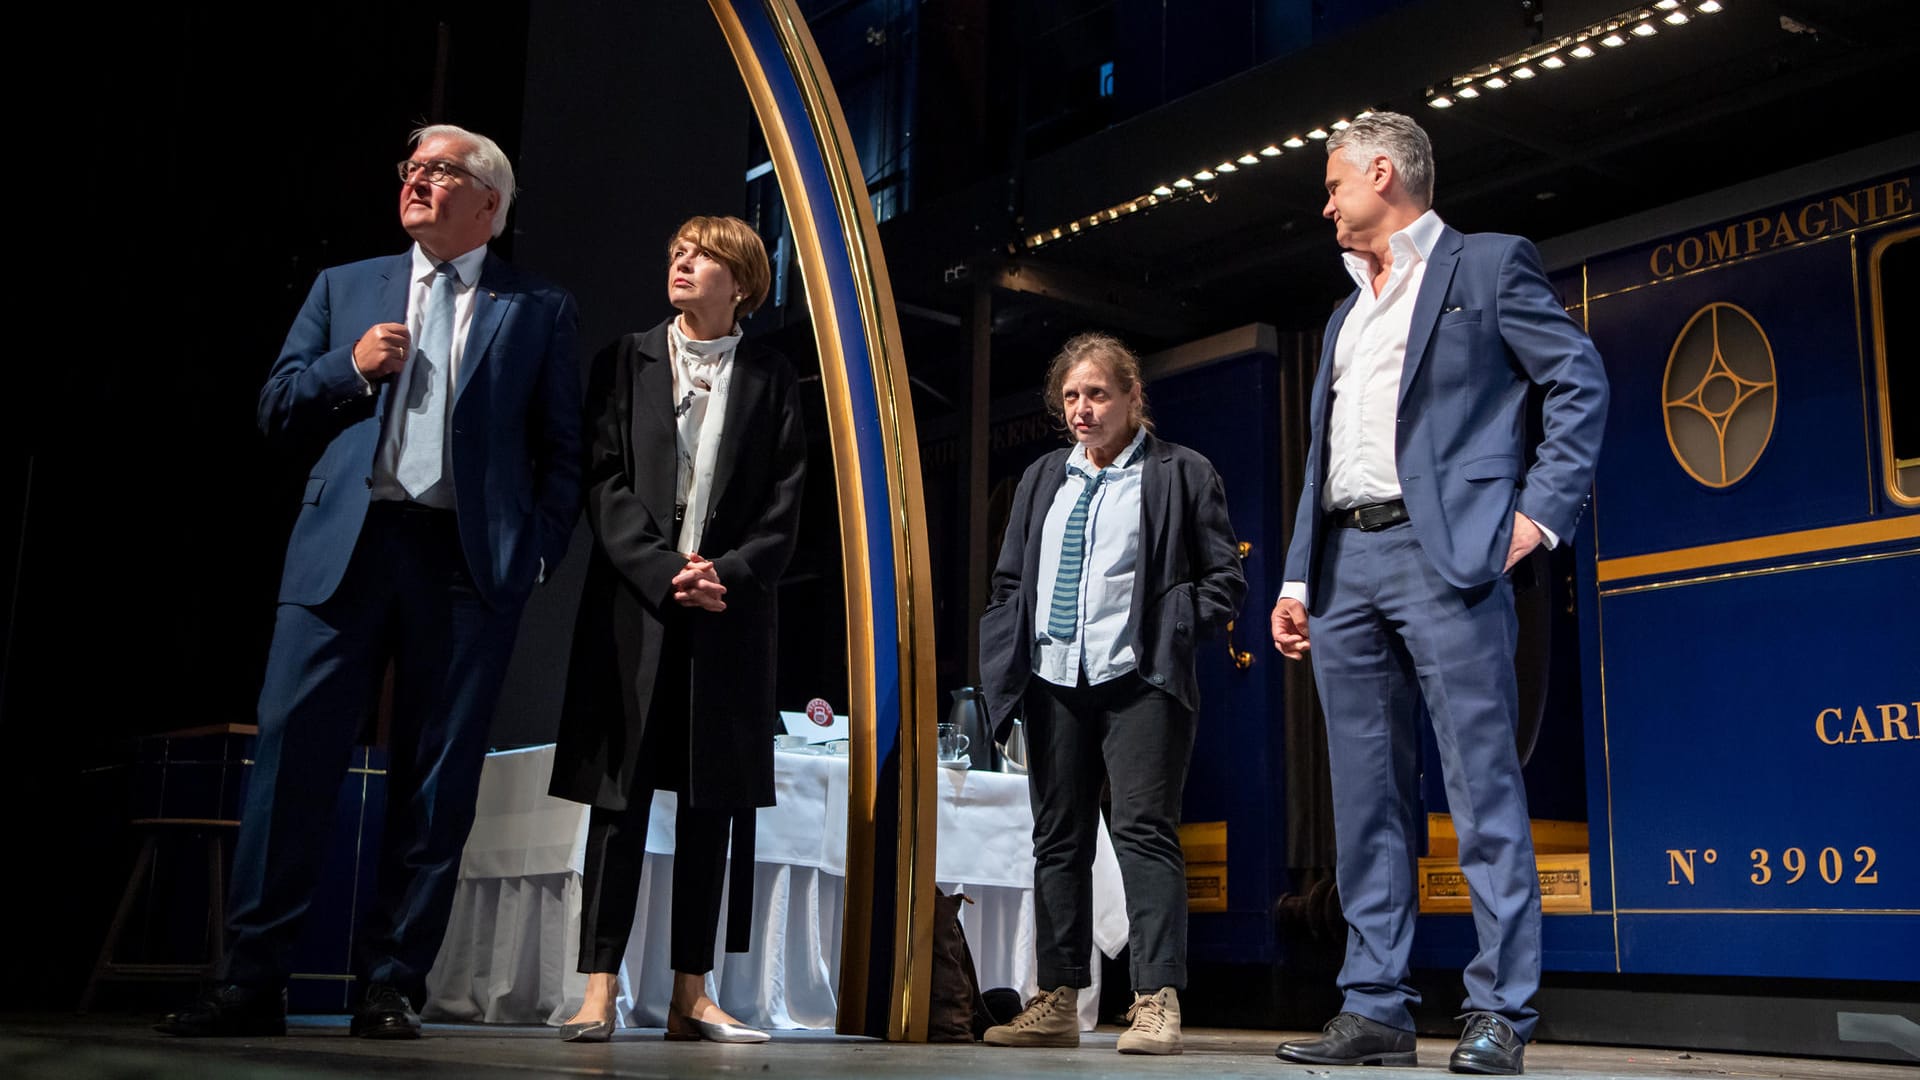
{"left": 708, "top": 0, "right": 937, "bottom": 1040}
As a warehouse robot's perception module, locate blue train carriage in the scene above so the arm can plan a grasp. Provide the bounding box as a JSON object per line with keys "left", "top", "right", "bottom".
{"left": 1563, "top": 168, "right": 1918, "bottom": 980}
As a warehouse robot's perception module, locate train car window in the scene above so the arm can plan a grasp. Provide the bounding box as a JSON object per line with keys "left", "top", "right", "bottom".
{"left": 1871, "top": 228, "right": 1918, "bottom": 505}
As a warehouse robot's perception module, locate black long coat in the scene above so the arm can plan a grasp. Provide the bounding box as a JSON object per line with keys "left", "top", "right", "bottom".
{"left": 549, "top": 319, "right": 806, "bottom": 811}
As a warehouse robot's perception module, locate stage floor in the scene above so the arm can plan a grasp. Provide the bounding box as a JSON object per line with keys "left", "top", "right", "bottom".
{"left": 2, "top": 1015, "right": 1913, "bottom": 1080}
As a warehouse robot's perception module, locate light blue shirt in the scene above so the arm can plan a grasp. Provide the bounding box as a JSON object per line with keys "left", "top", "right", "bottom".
{"left": 1033, "top": 425, "right": 1148, "bottom": 688}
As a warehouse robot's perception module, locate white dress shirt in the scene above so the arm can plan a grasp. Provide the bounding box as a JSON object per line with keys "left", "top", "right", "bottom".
{"left": 1033, "top": 425, "right": 1148, "bottom": 688}
{"left": 1322, "top": 209, "right": 1444, "bottom": 513}
{"left": 369, "top": 242, "right": 490, "bottom": 508}
{"left": 1280, "top": 212, "right": 1550, "bottom": 606}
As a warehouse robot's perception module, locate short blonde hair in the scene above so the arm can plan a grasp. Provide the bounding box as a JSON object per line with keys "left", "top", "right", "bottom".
{"left": 1043, "top": 331, "right": 1153, "bottom": 437}
{"left": 669, "top": 216, "right": 772, "bottom": 319}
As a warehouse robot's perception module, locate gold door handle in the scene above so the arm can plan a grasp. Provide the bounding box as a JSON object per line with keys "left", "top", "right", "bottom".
{"left": 1225, "top": 619, "right": 1254, "bottom": 670}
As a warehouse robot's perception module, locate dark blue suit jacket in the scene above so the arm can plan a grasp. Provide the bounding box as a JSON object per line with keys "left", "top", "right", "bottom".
{"left": 258, "top": 250, "right": 582, "bottom": 610}
{"left": 1284, "top": 226, "right": 1608, "bottom": 605}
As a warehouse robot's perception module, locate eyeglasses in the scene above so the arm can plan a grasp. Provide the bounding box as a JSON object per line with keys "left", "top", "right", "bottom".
{"left": 395, "top": 158, "right": 490, "bottom": 188}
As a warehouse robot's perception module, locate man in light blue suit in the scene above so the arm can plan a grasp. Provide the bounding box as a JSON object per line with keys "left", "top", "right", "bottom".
{"left": 1270, "top": 112, "right": 1607, "bottom": 1076}
{"left": 160, "top": 125, "right": 581, "bottom": 1038}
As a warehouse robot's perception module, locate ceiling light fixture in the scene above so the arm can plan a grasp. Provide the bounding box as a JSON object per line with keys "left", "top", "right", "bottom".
{"left": 1018, "top": 1, "right": 1735, "bottom": 250}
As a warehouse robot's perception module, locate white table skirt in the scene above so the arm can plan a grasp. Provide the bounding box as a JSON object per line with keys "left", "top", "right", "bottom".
{"left": 423, "top": 745, "right": 1127, "bottom": 1032}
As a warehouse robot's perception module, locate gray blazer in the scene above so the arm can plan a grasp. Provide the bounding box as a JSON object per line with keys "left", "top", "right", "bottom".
{"left": 979, "top": 431, "right": 1246, "bottom": 735}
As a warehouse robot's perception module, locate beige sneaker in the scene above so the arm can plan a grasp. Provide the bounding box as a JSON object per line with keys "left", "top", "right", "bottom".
{"left": 982, "top": 985, "right": 1080, "bottom": 1047}
{"left": 1115, "top": 987, "right": 1182, "bottom": 1055}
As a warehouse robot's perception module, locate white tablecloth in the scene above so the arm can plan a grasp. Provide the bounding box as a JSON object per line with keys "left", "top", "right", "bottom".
{"left": 423, "top": 745, "right": 1127, "bottom": 1032}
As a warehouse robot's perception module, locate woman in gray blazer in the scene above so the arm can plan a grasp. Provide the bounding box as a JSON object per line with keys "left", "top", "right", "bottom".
{"left": 977, "top": 332, "right": 1245, "bottom": 1056}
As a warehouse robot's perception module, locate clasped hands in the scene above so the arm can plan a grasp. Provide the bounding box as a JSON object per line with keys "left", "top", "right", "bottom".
{"left": 672, "top": 555, "right": 727, "bottom": 612}
{"left": 1268, "top": 512, "right": 1543, "bottom": 661}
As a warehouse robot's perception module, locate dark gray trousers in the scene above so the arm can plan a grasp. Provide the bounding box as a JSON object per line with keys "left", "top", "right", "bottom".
{"left": 1024, "top": 671, "right": 1195, "bottom": 992}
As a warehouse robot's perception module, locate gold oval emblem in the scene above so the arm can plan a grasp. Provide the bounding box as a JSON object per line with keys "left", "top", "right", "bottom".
{"left": 1663, "top": 302, "right": 1777, "bottom": 488}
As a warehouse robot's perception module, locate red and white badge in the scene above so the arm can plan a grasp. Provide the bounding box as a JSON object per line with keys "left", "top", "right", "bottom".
{"left": 805, "top": 698, "right": 835, "bottom": 727}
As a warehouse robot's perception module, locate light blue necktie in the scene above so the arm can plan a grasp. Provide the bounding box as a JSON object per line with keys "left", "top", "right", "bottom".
{"left": 397, "top": 262, "right": 458, "bottom": 498}
{"left": 1046, "top": 464, "right": 1107, "bottom": 642}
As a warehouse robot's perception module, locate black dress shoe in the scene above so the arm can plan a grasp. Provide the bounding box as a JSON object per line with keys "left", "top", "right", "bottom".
{"left": 1450, "top": 1012, "right": 1525, "bottom": 1075}
{"left": 1275, "top": 1011, "right": 1417, "bottom": 1066}
{"left": 155, "top": 984, "right": 287, "bottom": 1037}
{"left": 350, "top": 983, "right": 422, "bottom": 1039}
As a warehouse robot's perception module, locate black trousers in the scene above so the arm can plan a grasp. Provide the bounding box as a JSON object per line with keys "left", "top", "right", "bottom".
{"left": 576, "top": 619, "right": 736, "bottom": 976}
{"left": 1024, "top": 671, "right": 1196, "bottom": 992}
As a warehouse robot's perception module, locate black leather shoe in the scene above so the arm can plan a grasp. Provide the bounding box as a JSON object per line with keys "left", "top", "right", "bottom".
{"left": 1450, "top": 1012, "right": 1525, "bottom": 1075}
{"left": 1275, "top": 1011, "right": 1417, "bottom": 1066}
{"left": 350, "top": 983, "right": 422, "bottom": 1039}
{"left": 155, "top": 984, "right": 287, "bottom": 1037}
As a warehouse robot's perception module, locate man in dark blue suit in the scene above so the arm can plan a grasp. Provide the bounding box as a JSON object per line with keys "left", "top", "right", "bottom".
{"left": 160, "top": 125, "right": 581, "bottom": 1038}
{"left": 1270, "top": 112, "right": 1607, "bottom": 1075}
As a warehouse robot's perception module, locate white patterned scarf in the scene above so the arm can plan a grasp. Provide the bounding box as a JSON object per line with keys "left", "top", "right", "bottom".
{"left": 668, "top": 315, "right": 741, "bottom": 555}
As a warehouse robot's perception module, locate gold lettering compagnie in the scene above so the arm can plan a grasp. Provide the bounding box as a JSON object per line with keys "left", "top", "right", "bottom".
{"left": 1649, "top": 178, "right": 1914, "bottom": 278}
{"left": 1815, "top": 703, "right": 1920, "bottom": 745}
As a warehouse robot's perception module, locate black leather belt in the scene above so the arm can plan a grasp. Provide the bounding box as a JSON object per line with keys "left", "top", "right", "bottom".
{"left": 371, "top": 499, "right": 453, "bottom": 518}
{"left": 1332, "top": 500, "right": 1409, "bottom": 531}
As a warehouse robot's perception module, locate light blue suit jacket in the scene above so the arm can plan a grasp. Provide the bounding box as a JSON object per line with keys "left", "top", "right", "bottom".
{"left": 1284, "top": 226, "right": 1608, "bottom": 606}
{"left": 257, "top": 251, "right": 582, "bottom": 611}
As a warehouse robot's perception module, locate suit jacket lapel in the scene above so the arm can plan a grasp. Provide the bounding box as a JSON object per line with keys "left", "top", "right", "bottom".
{"left": 456, "top": 253, "right": 516, "bottom": 407}
{"left": 1398, "top": 226, "right": 1463, "bottom": 410}
{"left": 707, "top": 345, "right": 768, "bottom": 526}
{"left": 1133, "top": 432, "right": 1171, "bottom": 621}
{"left": 1308, "top": 291, "right": 1361, "bottom": 484}
{"left": 373, "top": 254, "right": 412, "bottom": 415}
{"left": 1021, "top": 450, "right": 1072, "bottom": 611}
{"left": 633, "top": 323, "right": 677, "bottom": 527}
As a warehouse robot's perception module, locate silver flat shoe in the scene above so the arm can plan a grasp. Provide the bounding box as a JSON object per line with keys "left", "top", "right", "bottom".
{"left": 667, "top": 1014, "right": 769, "bottom": 1043}
{"left": 559, "top": 1017, "right": 613, "bottom": 1042}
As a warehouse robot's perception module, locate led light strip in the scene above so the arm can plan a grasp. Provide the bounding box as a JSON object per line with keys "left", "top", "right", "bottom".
{"left": 1427, "top": 0, "right": 1724, "bottom": 110}
{"left": 1018, "top": 0, "right": 1727, "bottom": 253}
{"left": 1017, "top": 113, "right": 1373, "bottom": 252}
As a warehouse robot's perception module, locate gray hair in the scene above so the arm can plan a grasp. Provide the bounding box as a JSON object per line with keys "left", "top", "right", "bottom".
{"left": 1326, "top": 111, "right": 1434, "bottom": 210}
{"left": 411, "top": 124, "right": 517, "bottom": 238}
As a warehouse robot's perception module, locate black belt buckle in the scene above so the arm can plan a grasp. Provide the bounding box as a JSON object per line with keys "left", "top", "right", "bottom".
{"left": 1343, "top": 500, "right": 1408, "bottom": 531}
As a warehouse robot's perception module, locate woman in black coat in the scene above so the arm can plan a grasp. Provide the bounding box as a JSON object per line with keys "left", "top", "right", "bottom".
{"left": 977, "top": 332, "right": 1244, "bottom": 1056}
{"left": 549, "top": 215, "right": 805, "bottom": 1043}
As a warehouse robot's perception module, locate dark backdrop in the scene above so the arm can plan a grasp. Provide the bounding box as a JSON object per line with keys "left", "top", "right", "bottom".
{"left": 0, "top": 2, "right": 760, "bottom": 1007}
